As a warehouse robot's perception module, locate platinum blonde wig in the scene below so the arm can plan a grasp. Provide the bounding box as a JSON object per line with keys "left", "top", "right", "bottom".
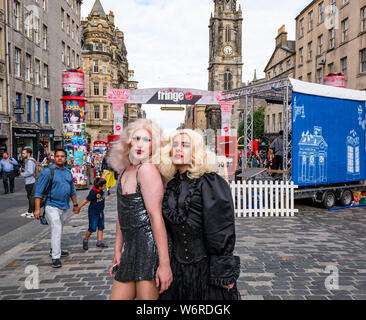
{"left": 109, "top": 119, "right": 167, "bottom": 173}
{"left": 160, "top": 129, "right": 218, "bottom": 181}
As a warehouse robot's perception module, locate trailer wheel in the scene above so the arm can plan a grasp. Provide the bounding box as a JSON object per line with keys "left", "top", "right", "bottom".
{"left": 340, "top": 190, "right": 353, "bottom": 207}
{"left": 322, "top": 191, "right": 336, "bottom": 209}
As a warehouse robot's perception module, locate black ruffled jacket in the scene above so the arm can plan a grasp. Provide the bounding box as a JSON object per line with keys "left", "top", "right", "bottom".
{"left": 162, "top": 171, "right": 240, "bottom": 287}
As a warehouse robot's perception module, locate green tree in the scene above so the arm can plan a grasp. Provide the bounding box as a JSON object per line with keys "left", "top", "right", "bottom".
{"left": 237, "top": 106, "right": 265, "bottom": 147}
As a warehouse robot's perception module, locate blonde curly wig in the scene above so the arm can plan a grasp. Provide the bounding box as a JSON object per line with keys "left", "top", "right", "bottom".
{"left": 109, "top": 119, "right": 167, "bottom": 174}
{"left": 159, "top": 129, "right": 218, "bottom": 181}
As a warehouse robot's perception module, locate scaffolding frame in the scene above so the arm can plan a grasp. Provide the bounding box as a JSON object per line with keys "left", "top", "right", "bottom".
{"left": 223, "top": 77, "right": 293, "bottom": 181}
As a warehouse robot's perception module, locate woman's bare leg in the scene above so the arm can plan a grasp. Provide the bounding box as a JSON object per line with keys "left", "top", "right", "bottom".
{"left": 110, "top": 280, "right": 136, "bottom": 300}
{"left": 136, "top": 280, "right": 159, "bottom": 300}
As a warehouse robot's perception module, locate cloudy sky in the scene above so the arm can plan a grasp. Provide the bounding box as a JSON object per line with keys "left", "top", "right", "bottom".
{"left": 81, "top": 0, "right": 309, "bottom": 136}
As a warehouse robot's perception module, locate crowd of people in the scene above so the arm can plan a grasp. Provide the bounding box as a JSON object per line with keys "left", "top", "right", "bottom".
{"left": 0, "top": 119, "right": 242, "bottom": 301}
{"left": 238, "top": 130, "right": 284, "bottom": 172}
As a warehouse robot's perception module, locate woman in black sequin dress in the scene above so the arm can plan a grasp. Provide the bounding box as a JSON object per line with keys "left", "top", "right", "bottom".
{"left": 159, "top": 129, "right": 241, "bottom": 300}
{"left": 108, "top": 119, "right": 172, "bottom": 300}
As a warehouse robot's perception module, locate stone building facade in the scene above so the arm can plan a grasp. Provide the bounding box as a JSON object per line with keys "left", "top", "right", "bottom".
{"left": 184, "top": 105, "right": 207, "bottom": 131}
{"left": 81, "top": 0, "right": 126, "bottom": 144}
{"left": 264, "top": 25, "right": 296, "bottom": 81}
{"left": 81, "top": 0, "right": 141, "bottom": 145}
{"left": 0, "top": 0, "right": 8, "bottom": 156}
{"left": 263, "top": 25, "right": 295, "bottom": 135}
{"left": 206, "top": 0, "right": 243, "bottom": 133}
{"left": 295, "top": 0, "right": 366, "bottom": 90}
{"left": 126, "top": 70, "right": 143, "bottom": 124}
{"left": 5, "top": 0, "right": 82, "bottom": 160}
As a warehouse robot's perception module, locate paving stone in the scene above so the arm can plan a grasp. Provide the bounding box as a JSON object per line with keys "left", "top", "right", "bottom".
{"left": 58, "top": 297, "right": 81, "bottom": 300}
{"left": 66, "top": 285, "right": 90, "bottom": 292}
{"left": 289, "top": 290, "right": 311, "bottom": 295}
{"left": 45, "top": 288, "right": 67, "bottom": 292}
{"left": 63, "top": 282, "right": 85, "bottom": 287}
{"left": 241, "top": 295, "right": 264, "bottom": 300}
{"left": 263, "top": 296, "right": 281, "bottom": 300}
{"left": 48, "top": 292, "right": 72, "bottom": 297}
{"left": 82, "top": 295, "right": 106, "bottom": 300}
{"left": 1, "top": 295, "right": 21, "bottom": 300}
{"left": 22, "top": 293, "right": 49, "bottom": 299}
{"left": 328, "top": 295, "right": 353, "bottom": 300}
{"left": 281, "top": 296, "right": 306, "bottom": 300}
{"left": 271, "top": 290, "right": 289, "bottom": 295}
{"left": 306, "top": 296, "right": 329, "bottom": 300}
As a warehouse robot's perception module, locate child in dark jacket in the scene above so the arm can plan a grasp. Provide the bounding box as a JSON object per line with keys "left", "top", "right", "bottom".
{"left": 78, "top": 177, "right": 108, "bottom": 250}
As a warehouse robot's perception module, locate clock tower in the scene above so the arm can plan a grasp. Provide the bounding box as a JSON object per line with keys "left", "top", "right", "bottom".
{"left": 207, "top": 0, "right": 243, "bottom": 131}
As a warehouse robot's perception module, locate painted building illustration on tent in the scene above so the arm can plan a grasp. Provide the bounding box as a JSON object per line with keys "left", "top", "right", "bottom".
{"left": 358, "top": 104, "right": 366, "bottom": 152}
{"left": 298, "top": 126, "right": 328, "bottom": 184}
{"left": 292, "top": 96, "right": 305, "bottom": 123}
{"left": 347, "top": 130, "right": 360, "bottom": 180}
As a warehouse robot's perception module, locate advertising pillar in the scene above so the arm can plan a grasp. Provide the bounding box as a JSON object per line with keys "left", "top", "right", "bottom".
{"left": 61, "top": 68, "right": 88, "bottom": 189}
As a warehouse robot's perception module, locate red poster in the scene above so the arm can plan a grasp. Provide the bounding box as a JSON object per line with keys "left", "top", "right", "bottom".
{"left": 216, "top": 136, "right": 238, "bottom": 176}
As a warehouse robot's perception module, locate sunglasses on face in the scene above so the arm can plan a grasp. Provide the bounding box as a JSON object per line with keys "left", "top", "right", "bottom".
{"left": 132, "top": 136, "right": 152, "bottom": 143}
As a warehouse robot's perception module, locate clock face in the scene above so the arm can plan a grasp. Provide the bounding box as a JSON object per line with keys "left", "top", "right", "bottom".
{"left": 224, "top": 45, "right": 233, "bottom": 56}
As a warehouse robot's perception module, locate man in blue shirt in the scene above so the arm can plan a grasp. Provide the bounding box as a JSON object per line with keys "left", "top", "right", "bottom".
{"left": 0, "top": 152, "right": 18, "bottom": 194}
{"left": 34, "top": 149, "right": 79, "bottom": 268}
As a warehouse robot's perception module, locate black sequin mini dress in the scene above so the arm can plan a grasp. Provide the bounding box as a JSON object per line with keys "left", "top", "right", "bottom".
{"left": 114, "top": 166, "right": 159, "bottom": 283}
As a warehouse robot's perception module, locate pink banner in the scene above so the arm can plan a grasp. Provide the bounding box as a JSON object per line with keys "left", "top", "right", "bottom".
{"left": 107, "top": 89, "right": 130, "bottom": 135}
{"left": 216, "top": 91, "right": 237, "bottom": 135}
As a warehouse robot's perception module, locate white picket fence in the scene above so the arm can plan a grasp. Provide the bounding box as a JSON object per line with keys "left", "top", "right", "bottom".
{"left": 230, "top": 180, "right": 299, "bottom": 217}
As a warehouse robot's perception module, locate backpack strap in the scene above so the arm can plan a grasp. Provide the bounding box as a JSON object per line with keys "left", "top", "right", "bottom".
{"left": 43, "top": 167, "right": 54, "bottom": 199}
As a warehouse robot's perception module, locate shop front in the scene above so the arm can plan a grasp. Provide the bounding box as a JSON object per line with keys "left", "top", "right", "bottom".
{"left": 0, "top": 117, "right": 10, "bottom": 157}
{"left": 13, "top": 126, "right": 54, "bottom": 161}
{"left": 39, "top": 131, "right": 55, "bottom": 159}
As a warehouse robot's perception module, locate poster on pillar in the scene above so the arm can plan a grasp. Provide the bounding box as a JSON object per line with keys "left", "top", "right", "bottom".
{"left": 107, "top": 89, "right": 130, "bottom": 135}
{"left": 62, "top": 69, "right": 88, "bottom": 189}
{"left": 216, "top": 91, "right": 237, "bottom": 136}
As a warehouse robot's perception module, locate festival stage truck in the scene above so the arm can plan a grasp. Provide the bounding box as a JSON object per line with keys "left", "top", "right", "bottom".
{"left": 225, "top": 76, "right": 366, "bottom": 209}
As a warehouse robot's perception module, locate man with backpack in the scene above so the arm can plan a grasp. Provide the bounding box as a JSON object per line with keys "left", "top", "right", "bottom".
{"left": 33, "top": 149, "right": 79, "bottom": 268}
{"left": 0, "top": 152, "right": 18, "bottom": 194}
{"left": 20, "top": 148, "right": 37, "bottom": 218}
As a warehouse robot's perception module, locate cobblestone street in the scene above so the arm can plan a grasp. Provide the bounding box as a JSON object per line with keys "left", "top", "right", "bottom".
{"left": 0, "top": 188, "right": 366, "bottom": 300}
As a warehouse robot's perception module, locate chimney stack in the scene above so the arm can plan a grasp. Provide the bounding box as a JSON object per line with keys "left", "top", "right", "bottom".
{"left": 276, "top": 25, "right": 287, "bottom": 48}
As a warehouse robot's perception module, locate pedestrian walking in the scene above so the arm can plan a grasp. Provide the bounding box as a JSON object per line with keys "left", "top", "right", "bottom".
{"left": 238, "top": 150, "right": 243, "bottom": 168}
{"left": 78, "top": 177, "right": 108, "bottom": 250}
{"left": 108, "top": 119, "right": 172, "bottom": 300}
{"left": 33, "top": 149, "right": 79, "bottom": 268}
{"left": 270, "top": 130, "right": 284, "bottom": 170}
{"left": 249, "top": 136, "right": 263, "bottom": 168}
{"left": 86, "top": 151, "right": 94, "bottom": 185}
{"left": 0, "top": 152, "right": 18, "bottom": 194}
{"left": 20, "top": 148, "right": 37, "bottom": 219}
{"left": 159, "top": 129, "right": 241, "bottom": 300}
{"left": 101, "top": 150, "right": 116, "bottom": 195}
{"left": 41, "top": 151, "right": 55, "bottom": 167}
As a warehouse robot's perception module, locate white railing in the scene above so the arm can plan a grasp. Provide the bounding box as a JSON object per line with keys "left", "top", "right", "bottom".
{"left": 230, "top": 180, "right": 299, "bottom": 217}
